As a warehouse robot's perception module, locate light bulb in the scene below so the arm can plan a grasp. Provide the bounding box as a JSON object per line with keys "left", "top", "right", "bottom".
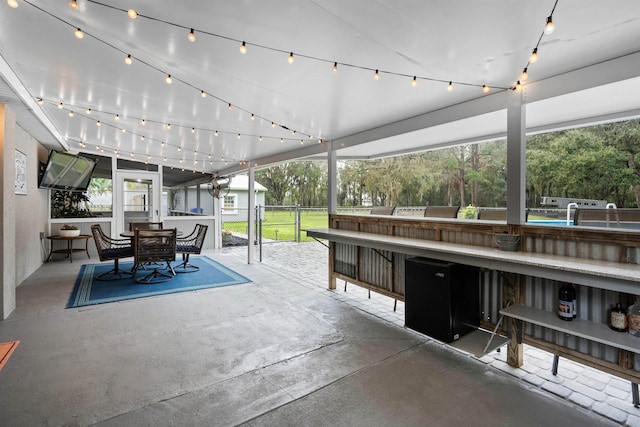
{"left": 58, "top": 102, "right": 63, "bottom": 109}
{"left": 125, "top": 54, "right": 132, "bottom": 65}
{"left": 86, "top": 108, "right": 92, "bottom": 114}
{"left": 191, "top": 127, "right": 195, "bottom": 133}
{"left": 128, "top": 9, "right": 137, "bottom": 19}
{"left": 271, "top": 122, "right": 275, "bottom": 128}
{"left": 237, "top": 133, "right": 241, "bottom": 139}
{"left": 482, "top": 85, "right": 490, "bottom": 93}
{"left": 520, "top": 67, "right": 528, "bottom": 82}
{"left": 529, "top": 48, "right": 538, "bottom": 63}
{"left": 240, "top": 41, "right": 247, "bottom": 54}
{"left": 166, "top": 123, "right": 171, "bottom": 129}
{"left": 250, "top": 113, "right": 255, "bottom": 120}
{"left": 188, "top": 28, "right": 195, "bottom": 42}
{"left": 214, "top": 130, "right": 218, "bottom": 136}
{"left": 374, "top": 69, "right": 380, "bottom": 80}
{"left": 165, "top": 74, "right": 172, "bottom": 84}
{"left": 200, "top": 90, "right": 206, "bottom": 98}
{"left": 228, "top": 103, "right": 232, "bottom": 110}
{"left": 69, "top": 0, "right": 78, "bottom": 10}
{"left": 114, "top": 114, "right": 120, "bottom": 121}
{"left": 68, "top": 111, "right": 74, "bottom": 117}
{"left": 141, "top": 119, "right": 146, "bottom": 125}
{"left": 515, "top": 81, "right": 523, "bottom": 91}
{"left": 545, "top": 16, "right": 555, "bottom": 34}
{"left": 7, "top": 0, "right": 18, "bottom": 9}
{"left": 36, "top": 98, "right": 43, "bottom": 104}
{"left": 121, "top": 128, "right": 126, "bottom": 133}
{"left": 96, "top": 121, "right": 101, "bottom": 126}
{"left": 288, "top": 52, "right": 294, "bottom": 64}
{"left": 447, "top": 81, "right": 453, "bottom": 92}
{"left": 332, "top": 62, "right": 338, "bottom": 72}
{"left": 280, "top": 138, "right": 284, "bottom": 143}
{"left": 259, "top": 136, "right": 263, "bottom": 141}
{"left": 74, "top": 28, "right": 84, "bottom": 39}
{"left": 411, "top": 76, "right": 417, "bottom": 87}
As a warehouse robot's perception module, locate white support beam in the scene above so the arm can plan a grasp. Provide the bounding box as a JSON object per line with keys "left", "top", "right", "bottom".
{"left": 247, "top": 164, "right": 256, "bottom": 264}
{"left": 328, "top": 141, "right": 337, "bottom": 215}
{"left": 506, "top": 90, "right": 526, "bottom": 225}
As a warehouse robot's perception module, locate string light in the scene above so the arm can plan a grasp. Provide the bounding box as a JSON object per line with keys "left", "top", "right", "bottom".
{"left": 288, "top": 52, "right": 294, "bottom": 64}
{"left": 515, "top": 81, "right": 523, "bottom": 91}
{"left": 188, "top": 28, "right": 196, "bottom": 42}
{"left": 447, "top": 81, "right": 453, "bottom": 92}
{"left": 7, "top": 0, "right": 18, "bottom": 9}
{"left": 68, "top": 110, "right": 74, "bottom": 117}
{"left": 545, "top": 16, "right": 555, "bottom": 34}
{"left": 237, "top": 133, "right": 241, "bottom": 139}
{"left": 124, "top": 54, "right": 132, "bottom": 65}
{"left": 140, "top": 118, "right": 146, "bottom": 125}
{"left": 529, "top": 48, "right": 538, "bottom": 64}
{"left": 228, "top": 103, "right": 232, "bottom": 110}
{"left": 250, "top": 113, "right": 255, "bottom": 120}
{"left": 374, "top": 69, "right": 380, "bottom": 80}
{"left": 114, "top": 114, "right": 120, "bottom": 121}
{"left": 68, "top": 0, "right": 78, "bottom": 10}
{"left": 58, "top": 102, "right": 63, "bottom": 109}
{"left": 86, "top": 108, "right": 92, "bottom": 114}
{"left": 127, "top": 9, "right": 137, "bottom": 19}
{"left": 96, "top": 121, "right": 101, "bottom": 126}
{"left": 411, "top": 76, "right": 417, "bottom": 87}
{"left": 520, "top": 67, "right": 529, "bottom": 82}
{"left": 37, "top": 98, "right": 44, "bottom": 104}
{"left": 214, "top": 130, "right": 218, "bottom": 136}
{"left": 482, "top": 85, "right": 490, "bottom": 93}
{"left": 191, "top": 127, "right": 195, "bottom": 133}
{"left": 332, "top": 62, "right": 338, "bottom": 72}
{"left": 74, "top": 28, "right": 84, "bottom": 39}
{"left": 166, "top": 123, "right": 171, "bottom": 130}
{"left": 165, "top": 74, "right": 172, "bottom": 84}
{"left": 200, "top": 90, "right": 206, "bottom": 98}
{"left": 240, "top": 41, "right": 247, "bottom": 54}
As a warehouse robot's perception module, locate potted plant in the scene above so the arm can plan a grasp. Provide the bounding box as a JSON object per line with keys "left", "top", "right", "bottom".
{"left": 222, "top": 229, "right": 233, "bottom": 243}
{"left": 59, "top": 224, "right": 80, "bottom": 237}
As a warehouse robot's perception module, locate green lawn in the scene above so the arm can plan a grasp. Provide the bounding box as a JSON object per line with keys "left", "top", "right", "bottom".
{"left": 223, "top": 210, "right": 329, "bottom": 242}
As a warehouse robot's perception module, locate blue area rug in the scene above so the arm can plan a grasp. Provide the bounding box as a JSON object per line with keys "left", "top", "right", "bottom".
{"left": 67, "top": 256, "right": 251, "bottom": 308}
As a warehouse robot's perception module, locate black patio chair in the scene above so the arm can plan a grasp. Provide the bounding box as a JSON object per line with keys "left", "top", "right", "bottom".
{"left": 174, "top": 224, "right": 208, "bottom": 273}
{"left": 132, "top": 229, "right": 177, "bottom": 284}
{"left": 90, "top": 224, "right": 134, "bottom": 280}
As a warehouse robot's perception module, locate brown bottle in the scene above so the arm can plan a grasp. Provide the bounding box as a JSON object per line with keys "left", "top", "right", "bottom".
{"left": 610, "top": 303, "right": 627, "bottom": 332}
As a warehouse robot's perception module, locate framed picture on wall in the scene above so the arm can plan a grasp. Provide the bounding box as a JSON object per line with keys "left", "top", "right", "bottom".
{"left": 15, "top": 149, "right": 27, "bottom": 195}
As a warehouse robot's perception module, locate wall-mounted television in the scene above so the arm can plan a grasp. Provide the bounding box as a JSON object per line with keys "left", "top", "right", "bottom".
{"left": 38, "top": 150, "right": 97, "bottom": 192}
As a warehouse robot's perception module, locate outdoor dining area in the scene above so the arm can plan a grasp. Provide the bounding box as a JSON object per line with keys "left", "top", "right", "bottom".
{"left": 90, "top": 223, "right": 208, "bottom": 284}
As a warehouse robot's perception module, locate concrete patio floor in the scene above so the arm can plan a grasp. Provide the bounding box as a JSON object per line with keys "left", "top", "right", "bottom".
{"left": 0, "top": 242, "right": 628, "bottom": 426}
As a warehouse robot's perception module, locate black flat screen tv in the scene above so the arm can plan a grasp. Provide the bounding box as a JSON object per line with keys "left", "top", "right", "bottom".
{"left": 38, "top": 150, "right": 97, "bottom": 191}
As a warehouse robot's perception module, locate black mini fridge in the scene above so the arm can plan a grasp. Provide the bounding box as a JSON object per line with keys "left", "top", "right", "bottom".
{"left": 404, "top": 257, "right": 480, "bottom": 343}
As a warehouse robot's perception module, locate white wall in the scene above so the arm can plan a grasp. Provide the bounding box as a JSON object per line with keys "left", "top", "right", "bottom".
{"left": 14, "top": 125, "right": 49, "bottom": 283}
{"left": 1, "top": 104, "right": 50, "bottom": 319}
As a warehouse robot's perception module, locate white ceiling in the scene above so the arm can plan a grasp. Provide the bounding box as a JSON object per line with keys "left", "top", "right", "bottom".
{"left": 1, "top": 0, "right": 640, "bottom": 178}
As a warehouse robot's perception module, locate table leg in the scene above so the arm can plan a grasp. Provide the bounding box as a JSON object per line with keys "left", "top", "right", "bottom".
{"left": 68, "top": 239, "right": 73, "bottom": 263}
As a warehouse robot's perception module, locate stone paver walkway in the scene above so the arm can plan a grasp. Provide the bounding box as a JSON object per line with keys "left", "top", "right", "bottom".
{"left": 224, "top": 241, "right": 640, "bottom": 426}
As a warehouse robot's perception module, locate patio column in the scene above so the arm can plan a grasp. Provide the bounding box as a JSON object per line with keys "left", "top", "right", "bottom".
{"left": 247, "top": 164, "right": 256, "bottom": 264}
{"left": 506, "top": 89, "right": 526, "bottom": 225}
{"left": 0, "top": 104, "right": 17, "bottom": 319}
{"left": 327, "top": 141, "right": 337, "bottom": 215}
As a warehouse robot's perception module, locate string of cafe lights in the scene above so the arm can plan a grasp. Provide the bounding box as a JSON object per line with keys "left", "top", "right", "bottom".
{"left": 10, "top": 0, "right": 324, "bottom": 146}
{"left": 38, "top": 97, "right": 317, "bottom": 148}
{"left": 38, "top": 98, "right": 242, "bottom": 169}
{"left": 8, "top": 0, "right": 561, "bottom": 94}
{"left": 513, "top": 0, "right": 559, "bottom": 91}
{"left": 82, "top": 0, "right": 510, "bottom": 93}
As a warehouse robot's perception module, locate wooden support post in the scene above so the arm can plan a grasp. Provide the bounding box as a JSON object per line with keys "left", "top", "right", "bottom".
{"left": 329, "top": 241, "right": 336, "bottom": 290}
{"left": 503, "top": 272, "right": 524, "bottom": 367}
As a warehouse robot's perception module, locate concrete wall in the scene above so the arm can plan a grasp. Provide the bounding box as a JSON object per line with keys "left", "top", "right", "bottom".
{"left": 14, "top": 125, "right": 49, "bottom": 283}
{"left": 0, "top": 105, "right": 49, "bottom": 319}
